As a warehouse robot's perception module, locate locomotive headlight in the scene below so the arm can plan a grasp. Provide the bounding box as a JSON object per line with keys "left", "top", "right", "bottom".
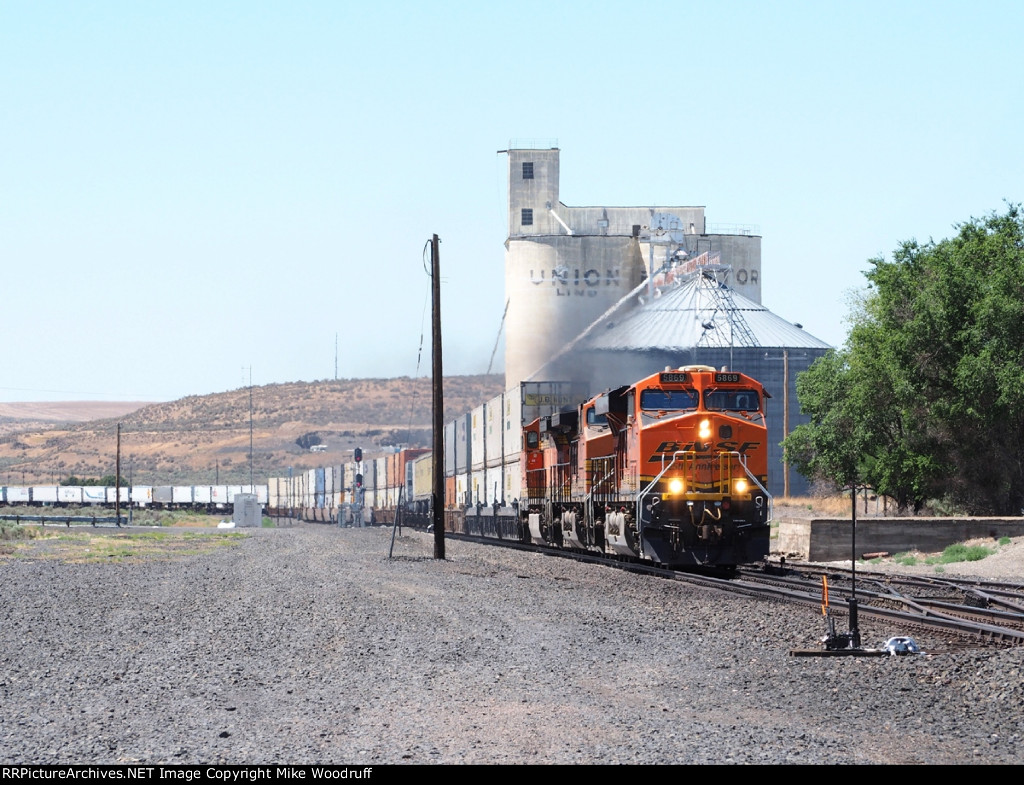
{"left": 698, "top": 419, "right": 712, "bottom": 439}
{"left": 668, "top": 478, "right": 684, "bottom": 495}
{"left": 734, "top": 479, "right": 748, "bottom": 495}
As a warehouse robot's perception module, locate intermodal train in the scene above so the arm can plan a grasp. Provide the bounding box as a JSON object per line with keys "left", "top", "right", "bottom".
{"left": 0, "top": 484, "right": 269, "bottom": 511}
{"left": 270, "top": 366, "right": 772, "bottom": 569}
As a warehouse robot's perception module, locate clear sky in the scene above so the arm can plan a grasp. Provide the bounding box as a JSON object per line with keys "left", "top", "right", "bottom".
{"left": 3, "top": 1, "right": 1021, "bottom": 402}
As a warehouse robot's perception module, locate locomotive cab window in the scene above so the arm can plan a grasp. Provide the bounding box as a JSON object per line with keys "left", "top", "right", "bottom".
{"left": 525, "top": 431, "right": 539, "bottom": 449}
{"left": 704, "top": 390, "right": 761, "bottom": 412}
{"left": 586, "top": 408, "right": 608, "bottom": 427}
{"left": 640, "top": 389, "right": 698, "bottom": 412}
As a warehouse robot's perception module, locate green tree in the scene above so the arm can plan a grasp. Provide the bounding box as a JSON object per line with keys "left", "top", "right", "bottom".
{"left": 785, "top": 204, "right": 1024, "bottom": 515}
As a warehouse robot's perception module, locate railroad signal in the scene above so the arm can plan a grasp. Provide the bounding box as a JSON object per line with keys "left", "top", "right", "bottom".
{"left": 354, "top": 447, "right": 363, "bottom": 463}
{"left": 356, "top": 473, "right": 363, "bottom": 488}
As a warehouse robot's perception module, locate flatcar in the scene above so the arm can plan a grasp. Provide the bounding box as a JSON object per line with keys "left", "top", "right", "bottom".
{"left": 519, "top": 366, "right": 772, "bottom": 568}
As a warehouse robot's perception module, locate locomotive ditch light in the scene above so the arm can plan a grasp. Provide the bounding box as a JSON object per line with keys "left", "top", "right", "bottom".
{"left": 698, "top": 419, "right": 712, "bottom": 439}
{"left": 734, "top": 479, "right": 748, "bottom": 495}
{"left": 668, "top": 478, "right": 684, "bottom": 495}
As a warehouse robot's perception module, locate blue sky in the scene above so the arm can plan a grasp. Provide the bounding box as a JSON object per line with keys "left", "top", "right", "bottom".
{"left": 3, "top": 1, "right": 1021, "bottom": 402}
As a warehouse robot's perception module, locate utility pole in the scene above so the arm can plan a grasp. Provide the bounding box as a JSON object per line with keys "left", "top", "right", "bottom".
{"left": 248, "top": 366, "right": 254, "bottom": 493}
{"left": 116, "top": 423, "right": 122, "bottom": 527}
{"left": 783, "top": 349, "right": 790, "bottom": 498}
{"left": 431, "top": 234, "right": 445, "bottom": 559}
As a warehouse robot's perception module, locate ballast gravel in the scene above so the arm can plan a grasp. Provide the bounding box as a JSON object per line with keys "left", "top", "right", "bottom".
{"left": 1, "top": 524, "right": 1022, "bottom": 765}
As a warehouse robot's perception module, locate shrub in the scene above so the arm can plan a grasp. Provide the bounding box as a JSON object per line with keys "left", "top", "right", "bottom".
{"left": 940, "top": 543, "right": 993, "bottom": 563}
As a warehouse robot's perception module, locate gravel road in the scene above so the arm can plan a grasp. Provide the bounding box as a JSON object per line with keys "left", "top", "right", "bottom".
{"left": 1, "top": 524, "right": 1022, "bottom": 765}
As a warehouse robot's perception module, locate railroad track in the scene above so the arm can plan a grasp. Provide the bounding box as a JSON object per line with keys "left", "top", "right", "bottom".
{"left": 441, "top": 528, "right": 1024, "bottom": 651}
{"left": 745, "top": 561, "right": 1024, "bottom": 650}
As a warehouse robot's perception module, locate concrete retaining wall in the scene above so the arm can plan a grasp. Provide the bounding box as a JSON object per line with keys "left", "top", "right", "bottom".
{"left": 776, "top": 517, "right": 1024, "bottom": 562}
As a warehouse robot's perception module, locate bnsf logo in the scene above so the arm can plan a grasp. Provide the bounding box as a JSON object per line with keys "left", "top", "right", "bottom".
{"left": 649, "top": 440, "right": 760, "bottom": 459}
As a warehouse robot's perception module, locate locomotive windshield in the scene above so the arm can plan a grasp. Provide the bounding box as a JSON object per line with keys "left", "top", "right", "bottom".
{"left": 704, "top": 389, "right": 761, "bottom": 413}
{"left": 640, "top": 389, "right": 699, "bottom": 411}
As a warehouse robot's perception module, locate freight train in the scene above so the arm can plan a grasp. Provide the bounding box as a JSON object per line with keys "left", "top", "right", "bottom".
{"left": 270, "top": 366, "right": 773, "bottom": 569}
{"left": 0, "top": 484, "right": 269, "bottom": 510}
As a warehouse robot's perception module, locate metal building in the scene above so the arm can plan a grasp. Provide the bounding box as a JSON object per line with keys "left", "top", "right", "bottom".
{"left": 531, "top": 256, "right": 831, "bottom": 497}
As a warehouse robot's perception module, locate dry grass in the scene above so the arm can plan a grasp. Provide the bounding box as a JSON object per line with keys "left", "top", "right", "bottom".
{"left": 0, "top": 528, "right": 247, "bottom": 563}
{"left": 775, "top": 493, "right": 906, "bottom": 518}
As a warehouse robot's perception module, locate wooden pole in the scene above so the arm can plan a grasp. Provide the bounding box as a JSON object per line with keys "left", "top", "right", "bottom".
{"left": 116, "top": 423, "right": 122, "bottom": 527}
{"left": 783, "top": 349, "right": 790, "bottom": 498}
{"left": 431, "top": 234, "right": 445, "bottom": 559}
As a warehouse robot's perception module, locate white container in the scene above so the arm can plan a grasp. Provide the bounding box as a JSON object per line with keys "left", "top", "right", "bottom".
{"left": 35, "top": 486, "right": 60, "bottom": 504}
{"left": 82, "top": 487, "right": 107, "bottom": 504}
{"left": 57, "top": 486, "right": 81, "bottom": 503}
{"left": 131, "top": 486, "right": 153, "bottom": 506}
{"left": 470, "top": 404, "right": 486, "bottom": 472}
{"left": 485, "top": 392, "right": 505, "bottom": 469}
{"left": 6, "top": 487, "right": 31, "bottom": 503}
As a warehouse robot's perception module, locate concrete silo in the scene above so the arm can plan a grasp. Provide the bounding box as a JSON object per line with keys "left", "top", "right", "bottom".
{"left": 502, "top": 145, "right": 762, "bottom": 388}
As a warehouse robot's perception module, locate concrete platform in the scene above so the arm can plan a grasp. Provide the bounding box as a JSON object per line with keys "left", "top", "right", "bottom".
{"left": 776, "top": 517, "right": 1024, "bottom": 562}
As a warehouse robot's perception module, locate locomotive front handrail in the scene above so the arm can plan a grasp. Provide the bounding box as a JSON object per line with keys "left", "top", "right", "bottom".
{"left": 635, "top": 451, "right": 685, "bottom": 547}
{"left": 634, "top": 449, "right": 773, "bottom": 544}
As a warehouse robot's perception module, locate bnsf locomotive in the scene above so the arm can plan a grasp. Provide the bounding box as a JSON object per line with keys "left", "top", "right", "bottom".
{"left": 520, "top": 366, "right": 772, "bottom": 568}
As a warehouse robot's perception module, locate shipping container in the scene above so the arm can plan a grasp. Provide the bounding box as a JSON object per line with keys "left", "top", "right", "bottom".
{"left": 373, "top": 457, "right": 388, "bottom": 508}
{"left": 106, "top": 486, "right": 130, "bottom": 504}
{"left": 268, "top": 477, "right": 283, "bottom": 509}
{"left": 455, "top": 413, "right": 471, "bottom": 476}
{"left": 193, "top": 486, "right": 213, "bottom": 505}
{"left": 445, "top": 475, "right": 456, "bottom": 508}
{"left": 519, "top": 380, "right": 589, "bottom": 425}
{"left": 56, "top": 486, "right": 81, "bottom": 504}
{"left": 454, "top": 471, "right": 469, "bottom": 507}
{"left": 485, "top": 392, "right": 505, "bottom": 468}
{"left": 470, "top": 404, "right": 486, "bottom": 472}
{"left": 411, "top": 452, "right": 433, "bottom": 502}
{"left": 504, "top": 458, "right": 521, "bottom": 506}
{"left": 131, "top": 486, "right": 153, "bottom": 506}
{"left": 314, "top": 468, "right": 326, "bottom": 508}
{"left": 503, "top": 385, "right": 523, "bottom": 460}
{"left": 484, "top": 466, "right": 505, "bottom": 506}
{"left": 443, "top": 419, "right": 456, "bottom": 478}
{"left": 5, "top": 487, "right": 31, "bottom": 503}
{"left": 470, "top": 469, "right": 487, "bottom": 506}
{"left": 82, "top": 486, "right": 107, "bottom": 504}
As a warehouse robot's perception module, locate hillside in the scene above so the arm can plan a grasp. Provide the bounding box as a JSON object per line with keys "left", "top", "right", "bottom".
{"left": 0, "top": 375, "right": 505, "bottom": 486}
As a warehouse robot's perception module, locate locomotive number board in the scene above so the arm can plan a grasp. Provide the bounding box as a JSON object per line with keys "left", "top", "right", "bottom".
{"left": 659, "top": 372, "right": 691, "bottom": 384}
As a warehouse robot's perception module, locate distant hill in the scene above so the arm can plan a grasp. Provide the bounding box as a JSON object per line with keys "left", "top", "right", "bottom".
{"left": 0, "top": 375, "right": 505, "bottom": 486}
{"left": 0, "top": 402, "right": 152, "bottom": 437}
